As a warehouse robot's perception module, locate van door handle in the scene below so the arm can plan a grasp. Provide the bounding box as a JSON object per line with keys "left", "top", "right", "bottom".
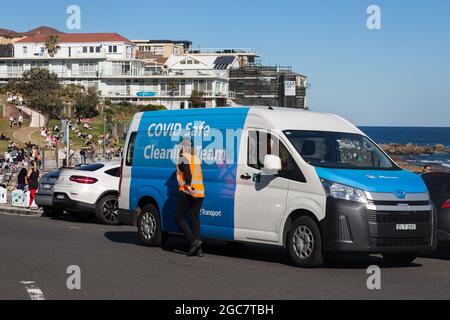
{"left": 240, "top": 173, "right": 251, "bottom": 181}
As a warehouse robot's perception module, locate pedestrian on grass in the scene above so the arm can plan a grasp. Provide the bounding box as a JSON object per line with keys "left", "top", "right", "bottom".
{"left": 18, "top": 114, "right": 24, "bottom": 128}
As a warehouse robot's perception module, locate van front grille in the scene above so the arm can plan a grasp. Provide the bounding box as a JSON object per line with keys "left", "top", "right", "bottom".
{"left": 367, "top": 210, "right": 432, "bottom": 223}
{"left": 370, "top": 237, "right": 430, "bottom": 247}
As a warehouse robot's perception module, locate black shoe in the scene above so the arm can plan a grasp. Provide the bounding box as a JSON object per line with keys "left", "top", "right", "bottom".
{"left": 196, "top": 248, "right": 203, "bottom": 257}
{"left": 187, "top": 239, "right": 202, "bottom": 257}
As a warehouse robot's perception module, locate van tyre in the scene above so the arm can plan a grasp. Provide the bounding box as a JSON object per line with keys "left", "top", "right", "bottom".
{"left": 382, "top": 253, "right": 417, "bottom": 266}
{"left": 287, "top": 216, "right": 324, "bottom": 268}
{"left": 96, "top": 194, "right": 119, "bottom": 225}
{"left": 137, "top": 204, "right": 162, "bottom": 247}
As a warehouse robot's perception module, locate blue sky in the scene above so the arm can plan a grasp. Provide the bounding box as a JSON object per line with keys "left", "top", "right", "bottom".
{"left": 1, "top": 0, "right": 449, "bottom": 126}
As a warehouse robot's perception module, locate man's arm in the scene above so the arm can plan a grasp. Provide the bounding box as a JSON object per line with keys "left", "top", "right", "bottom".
{"left": 178, "top": 156, "right": 192, "bottom": 186}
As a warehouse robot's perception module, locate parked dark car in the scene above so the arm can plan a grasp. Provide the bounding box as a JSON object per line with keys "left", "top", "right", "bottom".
{"left": 422, "top": 172, "right": 450, "bottom": 245}
{"left": 35, "top": 170, "right": 60, "bottom": 216}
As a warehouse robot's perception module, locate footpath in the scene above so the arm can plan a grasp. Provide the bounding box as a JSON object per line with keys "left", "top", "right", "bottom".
{"left": 1, "top": 103, "right": 45, "bottom": 216}
{"left": 0, "top": 193, "right": 41, "bottom": 216}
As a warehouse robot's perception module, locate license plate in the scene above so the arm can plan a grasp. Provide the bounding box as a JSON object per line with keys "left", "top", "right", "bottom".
{"left": 56, "top": 194, "right": 65, "bottom": 200}
{"left": 396, "top": 224, "right": 417, "bottom": 231}
{"left": 42, "top": 184, "right": 52, "bottom": 189}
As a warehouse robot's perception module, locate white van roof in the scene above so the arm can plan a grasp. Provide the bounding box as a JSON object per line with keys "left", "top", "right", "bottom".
{"left": 247, "top": 106, "right": 364, "bottom": 135}
{"left": 138, "top": 106, "right": 364, "bottom": 136}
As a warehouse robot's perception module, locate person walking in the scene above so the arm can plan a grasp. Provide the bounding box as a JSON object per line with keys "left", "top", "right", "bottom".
{"left": 18, "top": 114, "right": 24, "bottom": 128}
{"left": 175, "top": 137, "right": 205, "bottom": 257}
{"left": 9, "top": 114, "right": 14, "bottom": 128}
{"left": 16, "top": 167, "right": 28, "bottom": 190}
{"left": 26, "top": 160, "right": 39, "bottom": 209}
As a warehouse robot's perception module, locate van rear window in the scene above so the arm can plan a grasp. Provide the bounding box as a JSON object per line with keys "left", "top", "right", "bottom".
{"left": 76, "top": 164, "right": 105, "bottom": 172}
{"left": 126, "top": 132, "right": 137, "bottom": 166}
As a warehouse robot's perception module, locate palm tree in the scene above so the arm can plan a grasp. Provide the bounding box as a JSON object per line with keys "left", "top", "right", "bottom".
{"left": 44, "top": 34, "right": 61, "bottom": 57}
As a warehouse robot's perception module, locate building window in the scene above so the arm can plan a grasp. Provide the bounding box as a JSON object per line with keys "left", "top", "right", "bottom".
{"left": 22, "top": 46, "right": 27, "bottom": 55}
{"left": 68, "top": 47, "right": 72, "bottom": 57}
{"left": 151, "top": 46, "right": 163, "bottom": 55}
{"left": 109, "top": 46, "right": 118, "bottom": 53}
{"left": 83, "top": 47, "right": 88, "bottom": 53}
{"left": 90, "top": 47, "right": 94, "bottom": 53}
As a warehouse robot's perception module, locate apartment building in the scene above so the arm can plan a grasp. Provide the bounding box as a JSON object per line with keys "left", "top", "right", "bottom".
{"left": 0, "top": 31, "right": 231, "bottom": 109}
{"left": 0, "top": 26, "right": 308, "bottom": 110}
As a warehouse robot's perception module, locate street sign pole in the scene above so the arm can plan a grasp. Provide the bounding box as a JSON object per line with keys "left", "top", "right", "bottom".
{"left": 66, "top": 121, "right": 70, "bottom": 167}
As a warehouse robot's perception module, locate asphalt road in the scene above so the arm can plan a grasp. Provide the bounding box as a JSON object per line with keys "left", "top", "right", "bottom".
{"left": 1, "top": 211, "right": 449, "bottom": 300}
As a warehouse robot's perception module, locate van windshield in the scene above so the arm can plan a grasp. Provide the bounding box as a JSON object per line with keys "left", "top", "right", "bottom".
{"left": 284, "top": 130, "right": 400, "bottom": 170}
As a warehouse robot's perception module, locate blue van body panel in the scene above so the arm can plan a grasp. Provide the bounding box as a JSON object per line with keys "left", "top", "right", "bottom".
{"left": 315, "top": 167, "right": 428, "bottom": 193}
{"left": 130, "top": 108, "right": 250, "bottom": 240}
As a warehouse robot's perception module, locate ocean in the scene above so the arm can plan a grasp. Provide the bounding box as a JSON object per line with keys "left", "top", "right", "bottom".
{"left": 359, "top": 127, "right": 450, "bottom": 171}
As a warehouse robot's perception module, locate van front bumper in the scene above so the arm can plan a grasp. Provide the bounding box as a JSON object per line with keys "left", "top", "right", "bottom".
{"left": 321, "top": 197, "right": 437, "bottom": 253}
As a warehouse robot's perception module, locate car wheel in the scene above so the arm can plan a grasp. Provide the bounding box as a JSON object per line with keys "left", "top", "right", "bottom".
{"left": 287, "top": 216, "right": 324, "bottom": 268}
{"left": 96, "top": 194, "right": 119, "bottom": 225}
{"left": 382, "top": 253, "right": 417, "bottom": 266}
{"left": 137, "top": 204, "right": 162, "bottom": 247}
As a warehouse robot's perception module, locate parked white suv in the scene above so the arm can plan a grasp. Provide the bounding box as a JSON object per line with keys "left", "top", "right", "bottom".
{"left": 53, "top": 162, "right": 120, "bottom": 225}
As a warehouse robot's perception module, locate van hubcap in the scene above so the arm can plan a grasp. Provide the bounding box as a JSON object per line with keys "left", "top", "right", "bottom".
{"left": 140, "top": 212, "right": 156, "bottom": 240}
{"left": 292, "top": 226, "right": 314, "bottom": 259}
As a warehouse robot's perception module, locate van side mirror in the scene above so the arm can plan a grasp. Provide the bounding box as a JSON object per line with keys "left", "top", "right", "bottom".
{"left": 262, "top": 155, "right": 282, "bottom": 175}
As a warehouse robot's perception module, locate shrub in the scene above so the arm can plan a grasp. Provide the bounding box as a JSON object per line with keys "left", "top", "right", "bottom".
{"left": 139, "top": 104, "right": 167, "bottom": 112}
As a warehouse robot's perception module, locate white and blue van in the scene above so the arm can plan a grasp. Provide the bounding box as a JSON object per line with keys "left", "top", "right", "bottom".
{"left": 118, "top": 107, "right": 436, "bottom": 267}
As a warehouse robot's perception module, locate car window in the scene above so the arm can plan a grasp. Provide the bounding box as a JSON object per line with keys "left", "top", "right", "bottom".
{"left": 105, "top": 167, "right": 120, "bottom": 177}
{"left": 422, "top": 173, "right": 450, "bottom": 194}
{"left": 76, "top": 163, "right": 105, "bottom": 172}
{"left": 46, "top": 171, "right": 60, "bottom": 179}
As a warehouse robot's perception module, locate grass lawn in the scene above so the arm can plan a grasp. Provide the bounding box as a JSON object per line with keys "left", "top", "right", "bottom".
{"left": 0, "top": 118, "right": 31, "bottom": 153}
{"left": 31, "top": 114, "right": 133, "bottom": 151}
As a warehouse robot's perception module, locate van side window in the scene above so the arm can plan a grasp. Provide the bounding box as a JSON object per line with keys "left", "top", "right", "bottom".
{"left": 248, "top": 131, "right": 262, "bottom": 170}
{"left": 278, "top": 142, "right": 307, "bottom": 183}
{"left": 248, "top": 130, "right": 306, "bottom": 182}
{"left": 126, "top": 132, "right": 137, "bottom": 166}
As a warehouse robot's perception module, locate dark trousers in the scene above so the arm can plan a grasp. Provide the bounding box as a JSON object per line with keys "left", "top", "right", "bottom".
{"left": 175, "top": 192, "right": 204, "bottom": 242}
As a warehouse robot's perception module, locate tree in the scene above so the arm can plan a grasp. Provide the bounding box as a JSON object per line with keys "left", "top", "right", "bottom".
{"left": 189, "top": 90, "right": 205, "bottom": 109}
{"left": 74, "top": 87, "right": 100, "bottom": 119}
{"left": 6, "top": 68, "right": 63, "bottom": 119}
{"left": 44, "top": 34, "right": 61, "bottom": 57}
{"left": 60, "top": 84, "right": 84, "bottom": 117}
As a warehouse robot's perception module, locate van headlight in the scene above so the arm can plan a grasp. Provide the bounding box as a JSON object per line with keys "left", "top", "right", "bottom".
{"left": 321, "top": 179, "right": 368, "bottom": 204}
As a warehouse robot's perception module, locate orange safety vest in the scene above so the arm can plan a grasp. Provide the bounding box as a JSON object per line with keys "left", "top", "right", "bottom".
{"left": 176, "top": 153, "right": 205, "bottom": 198}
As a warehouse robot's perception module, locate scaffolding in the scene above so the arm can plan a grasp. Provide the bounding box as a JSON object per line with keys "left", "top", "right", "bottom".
{"left": 229, "top": 65, "right": 307, "bottom": 109}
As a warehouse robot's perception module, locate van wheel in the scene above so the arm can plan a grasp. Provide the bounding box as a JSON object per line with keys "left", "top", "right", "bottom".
{"left": 287, "top": 216, "right": 323, "bottom": 268}
{"left": 137, "top": 204, "right": 162, "bottom": 247}
{"left": 96, "top": 194, "right": 119, "bottom": 225}
{"left": 382, "top": 253, "right": 417, "bottom": 266}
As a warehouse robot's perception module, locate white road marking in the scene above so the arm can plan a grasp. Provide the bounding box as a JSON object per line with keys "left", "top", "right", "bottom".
{"left": 20, "top": 281, "right": 46, "bottom": 300}
{"left": 68, "top": 226, "right": 80, "bottom": 229}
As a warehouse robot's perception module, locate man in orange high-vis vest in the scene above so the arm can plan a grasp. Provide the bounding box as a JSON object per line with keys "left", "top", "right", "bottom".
{"left": 175, "top": 137, "right": 205, "bottom": 257}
